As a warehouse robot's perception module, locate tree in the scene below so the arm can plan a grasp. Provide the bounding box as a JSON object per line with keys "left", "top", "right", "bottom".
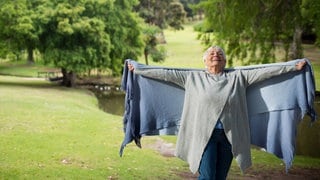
{"left": 142, "top": 25, "right": 166, "bottom": 65}
{"left": 36, "top": 1, "right": 109, "bottom": 86}
{"left": 301, "top": 0, "right": 320, "bottom": 46}
{"left": 167, "top": 2, "right": 187, "bottom": 30}
{"left": 135, "top": 0, "right": 186, "bottom": 65}
{"left": 0, "top": 0, "right": 144, "bottom": 87}
{"left": 37, "top": 0, "right": 143, "bottom": 86}
{"left": 196, "top": 0, "right": 320, "bottom": 67}
{"left": 105, "top": 0, "right": 144, "bottom": 74}
{"left": 0, "top": 0, "right": 39, "bottom": 64}
{"left": 179, "top": 0, "right": 201, "bottom": 19}
{"left": 136, "top": 0, "right": 186, "bottom": 30}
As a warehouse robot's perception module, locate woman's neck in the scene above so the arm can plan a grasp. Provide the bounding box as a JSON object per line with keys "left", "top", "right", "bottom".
{"left": 207, "top": 66, "right": 223, "bottom": 74}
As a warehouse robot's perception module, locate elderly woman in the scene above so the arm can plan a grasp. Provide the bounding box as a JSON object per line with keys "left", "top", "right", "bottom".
{"left": 128, "top": 46, "right": 306, "bottom": 180}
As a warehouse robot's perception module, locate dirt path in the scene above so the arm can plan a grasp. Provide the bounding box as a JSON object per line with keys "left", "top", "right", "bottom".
{"left": 230, "top": 167, "right": 320, "bottom": 180}
{"left": 146, "top": 138, "right": 320, "bottom": 180}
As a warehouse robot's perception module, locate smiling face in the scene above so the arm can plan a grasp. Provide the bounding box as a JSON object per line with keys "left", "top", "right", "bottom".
{"left": 203, "top": 46, "right": 226, "bottom": 73}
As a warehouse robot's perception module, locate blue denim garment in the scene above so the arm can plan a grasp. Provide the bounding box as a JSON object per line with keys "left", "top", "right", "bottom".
{"left": 214, "top": 120, "right": 224, "bottom": 129}
{"left": 198, "top": 129, "right": 232, "bottom": 180}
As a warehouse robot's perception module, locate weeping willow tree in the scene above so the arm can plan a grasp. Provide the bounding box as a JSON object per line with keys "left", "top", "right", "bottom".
{"left": 196, "top": 0, "right": 320, "bottom": 67}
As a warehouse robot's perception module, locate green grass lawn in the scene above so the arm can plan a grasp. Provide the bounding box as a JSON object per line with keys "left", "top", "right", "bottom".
{"left": 0, "top": 22, "right": 320, "bottom": 179}
{"left": 1, "top": 75, "right": 319, "bottom": 179}
{"left": 0, "top": 76, "right": 320, "bottom": 179}
{"left": 0, "top": 76, "right": 191, "bottom": 179}
{"left": 0, "top": 59, "right": 52, "bottom": 77}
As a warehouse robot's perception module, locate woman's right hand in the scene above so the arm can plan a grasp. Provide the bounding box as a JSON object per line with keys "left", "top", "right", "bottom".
{"left": 128, "top": 63, "right": 135, "bottom": 72}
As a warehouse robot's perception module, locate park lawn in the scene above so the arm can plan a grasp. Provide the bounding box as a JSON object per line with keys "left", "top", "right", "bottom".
{"left": 0, "top": 22, "right": 320, "bottom": 179}
{"left": 0, "top": 60, "right": 51, "bottom": 77}
{"left": 0, "top": 75, "right": 191, "bottom": 179}
{"left": 1, "top": 75, "right": 319, "bottom": 180}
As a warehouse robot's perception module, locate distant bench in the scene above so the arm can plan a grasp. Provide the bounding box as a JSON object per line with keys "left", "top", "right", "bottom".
{"left": 37, "top": 71, "right": 61, "bottom": 79}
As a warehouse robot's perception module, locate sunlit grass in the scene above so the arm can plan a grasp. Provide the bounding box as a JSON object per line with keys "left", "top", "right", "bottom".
{"left": 145, "top": 22, "right": 205, "bottom": 69}
{"left": 0, "top": 60, "right": 53, "bottom": 77}
{"left": 0, "top": 75, "right": 190, "bottom": 179}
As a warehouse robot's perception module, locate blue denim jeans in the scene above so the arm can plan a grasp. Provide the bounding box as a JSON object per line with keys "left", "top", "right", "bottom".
{"left": 198, "top": 129, "right": 233, "bottom": 180}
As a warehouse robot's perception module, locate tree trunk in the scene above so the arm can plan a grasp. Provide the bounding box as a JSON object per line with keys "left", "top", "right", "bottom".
{"left": 27, "top": 47, "right": 34, "bottom": 65}
{"left": 144, "top": 49, "right": 149, "bottom": 65}
{"left": 289, "top": 25, "right": 303, "bottom": 59}
{"left": 61, "top": 68, "right": 76, "bottom": 87}
{"left": 14, "top": 51, "right": 20, "bottom": 61}
{"left": 159, "top": 31, "right": 166, "bottom": 44}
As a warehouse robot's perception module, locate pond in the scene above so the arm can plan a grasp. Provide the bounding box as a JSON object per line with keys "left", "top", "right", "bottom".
{"left": 96, "top": 94, "right": 125, "bottom": 117}
{"left": 296, "top": 96, "right": 320, "bottom": 157}
{"left": 92, "top": 86, "right": 320, "bottom": 158}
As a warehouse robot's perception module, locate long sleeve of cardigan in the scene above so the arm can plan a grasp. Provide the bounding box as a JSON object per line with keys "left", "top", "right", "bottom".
{"left": 241, "top": 65, "right": 297, "bottom": 86}
{"left": 134, "top": 64, "right": 297, "bottom": 87}
{"left": 134, "top": 68, "right": 188, "bottom": 88}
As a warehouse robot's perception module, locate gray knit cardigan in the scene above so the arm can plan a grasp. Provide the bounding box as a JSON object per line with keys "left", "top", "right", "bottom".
{"left": 134, "top": 64, "right": 297, "bottom": 173}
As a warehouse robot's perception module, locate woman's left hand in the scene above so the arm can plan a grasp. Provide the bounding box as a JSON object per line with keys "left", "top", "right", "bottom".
{"left": 296, "top": 60, "right": 307, "bottom": 70}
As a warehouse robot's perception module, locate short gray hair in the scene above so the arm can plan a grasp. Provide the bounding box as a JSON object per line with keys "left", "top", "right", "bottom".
{"left": 202, "top": 46, "right": 226, "bottom": 62}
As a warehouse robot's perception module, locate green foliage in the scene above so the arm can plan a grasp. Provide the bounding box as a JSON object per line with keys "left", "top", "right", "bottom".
{"left": 136, "top": 0, "right": 186, "bottom": 30}
{"left": 135, "top": 0, "right": 187, "bottom": 65}
{"left": 150, "top": 46, "right": 167, "bottom": 63}
{"left": 196, "top": 0, "right": 320, "bottom": 66}
{"left": 167, "top": 2, "right": 187, "bottom": 30}
{"left": 106, "top": 0, "right": 144, "bottom": 75}
{"left": 142, "top": 25, "right": 167, "bottom": 64}
{"left": 179, "top": 0, "right": 202, "bottom": 19}
{"left": 38, "top": 1, "right": 111, "bottom": 74}
{"left": 301, "top": 0, "right": 320, "bottom": 46}
{"left": 0, "top": 42, "right": 10, "bottom": 59}
{"left": 0, "top": 0, "right": 38, "bottom": 62}
{"left": 0, "top": 0, "right": 144, "bottom": 78}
